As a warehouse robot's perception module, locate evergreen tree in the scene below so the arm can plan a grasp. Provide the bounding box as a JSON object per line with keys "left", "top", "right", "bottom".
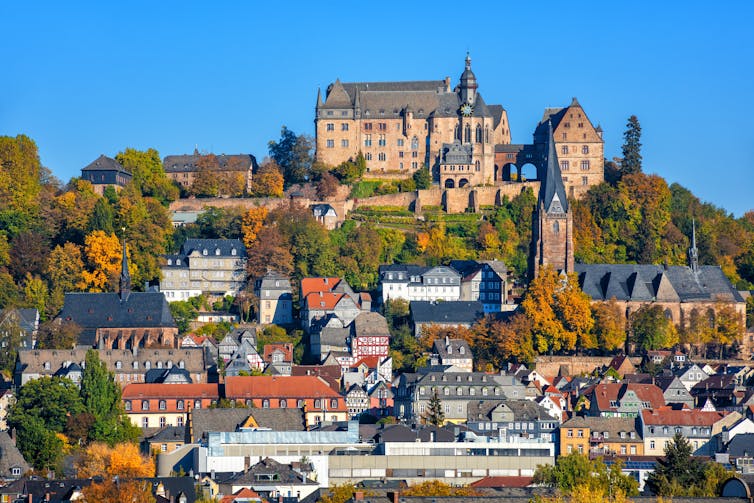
{"left": 621, "top": 115, "right": 642, "bottom": 175}
{"left": 646, "top": 432, "right": 708, "bottom": 496}
{"left": 423, "top": 390, "right": 445, "bottom": 426}
{"left": 412, "top": 166, "right": 432, "bottom": 189}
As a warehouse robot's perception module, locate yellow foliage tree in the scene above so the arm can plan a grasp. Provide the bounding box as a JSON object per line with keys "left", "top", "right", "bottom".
{"left": 76, "top": 442, "right": 155, "bottom": 478}
{"left": 401, "top": 480, "right": 480, "bottom": 497}
{"left": 81, "top": 231, "right": 133, "bottom": 292}
{"left": 241, "top": 206, "right": 269, "bottom": 249}
{"left": 592, "top": 299, "right": 626, "bottom": 352}
{"left": 82, "top": 479, "right": 156, "bottom": 503}
{"left": 555, "top": 272, "right": 595, "bottom": 351}
{"left": 521, "top": 266, "right": 565, "bottom": 353}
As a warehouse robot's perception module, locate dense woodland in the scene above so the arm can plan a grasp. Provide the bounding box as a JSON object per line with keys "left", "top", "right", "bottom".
{"left": 0, "top": 118, "right": 753, "bottom": 374}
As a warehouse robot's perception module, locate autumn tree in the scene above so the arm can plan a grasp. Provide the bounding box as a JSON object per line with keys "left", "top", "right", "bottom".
{"left": 534, "top": 453, "right": 638, "bottom": 497}
{"left": 218, "top": 170, "right": 246, "bottom": 198}
{"left": 712, "top": 304, "right": 745, "bottom": 358}
{"left": 268, "top": 127, "right": 314, "bottom": 186}
{"left": 488, "top": 313, "right": 536, "bottom": 366}
{"left": 631, "top": 304, "right": 679, "bottom": 351}
{"left": 115, "top": 147, "right": 178, "bottom": 204}
{"left": 681, "top": 308, "right": 714, "bottom": 357}
{"left": 0, "top": 135, "right": 42, "bottom": 238}
{"left": 246, "top": 225, "right": 294, "bottom": 279}
{"left": 249, "top": 159, "right": 284, "bottom": 197}
{"left": 81, "top": 230, "right": 126, "bottom": 292}
{"left": 402, "top": 480, "right": 480, "bottom": 497}
{"left": 316, "top": 171, "right": 340, "bottom": 199}
{"left": 592, "top": 299, "right": 626, "bottom": 352}
{"left": 82, "top": 479, "right": 156, "bottom": 503}
{"left": 46, "top": 242, "right": 86, "bottom": 312}
{"left": 319, "top": 484, "right": 365, "bottom": 503}
{"left": 195, "top": 206, "right": 244, "bottom": 240}
{"left": 621, "top": 115, "right": 642, "bottom": 176}
{"left": 76, "top": 441, "right": 155, "bottom": 478}
{"left": 36, "top": 319, "right": 82, "bottom": 349}
{"left": 240, "top": 206, "right": 269, "bottom": 249}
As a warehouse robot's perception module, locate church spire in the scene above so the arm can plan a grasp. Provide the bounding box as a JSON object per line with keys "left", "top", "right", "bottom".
{"left": 542, "top": 120, "right": 569, "bottom": 214}
{"left": 459, "top": 52, "right": 478, "bottom": 104}
{"left": 688, "top": 219, "right": 699, "bottom": 273}
{"left": 120, "top": 236, "right": 131, "bottom": 302}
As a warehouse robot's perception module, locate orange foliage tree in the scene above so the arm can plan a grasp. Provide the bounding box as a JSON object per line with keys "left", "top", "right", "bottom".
{"left": 241, "top": 206, "right": 269, "bottom": 249}
{"left": 81, "top": 231, "right": 130, "bottom": 292}
{"left": 76, "top": 442, "right": 155, "bottom": 478}
{"left": 82, "top": 479, "right": 156, "bottom": 503}
{"left": 401, "top": 480, "right": 480, "bottom": 497}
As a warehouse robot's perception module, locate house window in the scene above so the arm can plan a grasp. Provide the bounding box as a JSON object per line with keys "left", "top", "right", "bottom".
{"left": 159, "top": 400, "right": 166, "bottom": 410}
{"left": 582, "top": 145, "right": 589, "bottom": 154}
{"left": 280, "top": 399, "right": 287, "bottom": 408}
{"left": 397, "top": 139, "right": 404, "bottom": 147}
{"left": 160, "top": 417, "right": 166, "bottom": 428}
{"left": 298, "top": 399, "right": 305, "bottom": 408}
{"left": 561, "top": 160, "right": 569, "bottom": 171}
{"left": 194, "top": 400, "right": 201, "bottom": 409}
{"left": 580, "top": 160, "right": 590, "bottom": 170}
{"left": 143, "top": 417, "right": 149, "bottom": 428}
{"left": 314, "top": 399, "right": 321, "bottom": 408}
{"left": 365, "top": 153, "right": 372, "bottom": 161}
{"left": 577, "top": 430, "right": 584, "bottom": 438}
{"left": 124, "top": 400, "right": 132, "bottom": 411}
{"left": 341, "top": 123, "right": 349, "bottom": 131}
{"left": 378, "top": 152, "right": 386, "bottom": 161}
{"left": 650, "top": 441, "right": 655, "bottom": 449}
{"left": 177, "top": 400, "right": 184, "bottom": 410}
{"left": 331, "top": 399, "right": 338, "bottom": 409}
{"left": 142, "top": 400, "right": 149, "bottom": 411}
{"left": 364, "top": 134, "right": 372, "bottom": 147}
{"left": 177, "top": 416, "right": 184, "bottom": 427}
{"left": 341, "top": 139, "right": 349, "bottom": 147}
{"left": 567, "top": 429, "right": 573, "bottom": 438}
{"left": 263, "top": 399, "right": 270, "bottom": 408}
{"left": 561, "top": 145, "right": 569, "bottom": 155}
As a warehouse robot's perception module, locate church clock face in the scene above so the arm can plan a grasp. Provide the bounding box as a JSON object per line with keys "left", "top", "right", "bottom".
{"left": 460, "top": 103, "right": 473, "bottom": 117}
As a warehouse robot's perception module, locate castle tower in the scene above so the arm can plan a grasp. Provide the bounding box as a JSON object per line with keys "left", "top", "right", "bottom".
{"left": 120, "top": 237, "right": 131, "bottom": 302}
{"left": 459, "top": 52, "right": 478, "bottom": 105}
{"left": 530, "top": 121, "right": 575, "bottom": 279}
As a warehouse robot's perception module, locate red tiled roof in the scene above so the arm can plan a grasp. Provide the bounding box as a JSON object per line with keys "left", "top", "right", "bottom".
{"left": 589, "top": 382, "right": 665, "bottom": 412}
{"left": 300, "top": 277, "right": 341, "bottom": 298}
{"left": 352, "top": 356, "right": 380, "bottom": 370}
{"left": 304, "top": 292, "right": 345, "bottom": 310}
{"left": 122, "top": 383, "right": 219, "bottom": 399}
{"left": 470, "top": 476, "right": 533, "bottom": 488}
{"left": 225, "top": 376, "right": 341, "bottom": 400}
{"left": 221, "top": 488, "right": 261, "bottom": 503}
{"left": 640, "top": 406, "right": 729, "bottom": 426}
{"left": 263, "top": 343, "right": 294, "bottom": 362}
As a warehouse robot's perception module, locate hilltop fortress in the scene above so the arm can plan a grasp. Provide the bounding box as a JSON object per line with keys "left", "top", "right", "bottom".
{"left": 315, "top": 54, "right": 605, "bottom": 199}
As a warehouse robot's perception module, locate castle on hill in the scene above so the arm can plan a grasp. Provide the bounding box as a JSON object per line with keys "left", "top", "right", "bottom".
{"left": 315, "top": 54, "right": 604, "bottom": 198}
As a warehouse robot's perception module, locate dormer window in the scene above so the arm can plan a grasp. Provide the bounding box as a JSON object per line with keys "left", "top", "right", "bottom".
{"left": 133, "top": 361, "right": 139, "bottom": 369}
{"left": 231, "top": 248, "right": 237, "bottom": 256}
{"left": 167, "top": 259, "right": 172, "bottom": 265}
{"left": 202, "top": 249, "right": 208, "bottom": 256}
{"left": 215, "top": 248, "right": 220, "bottom": 256}
{"left": 176, "top": 259, "right": 181, "bottom": 265}
{"left": 44, "top": 361, "right": 50, "bottom": 370}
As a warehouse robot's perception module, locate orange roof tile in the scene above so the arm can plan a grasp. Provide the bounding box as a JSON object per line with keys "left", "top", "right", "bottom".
{"left": 640, "top": 407, "right": 729, "bottom": 426}
{"left": 304, "top": 292, "right": 344, "bottom": 310}
{"left": 589, "top": 382, "right": 665, "bottom": 412}
{"left": 225, "top": 375, "right": 343, "bottom": 400}
{"left": 300, "top": 277, "right": 341, "bottom": 298}
{"left": 122, "top": 383, "right": 219, "bottom": 399}
{"left": 352, "top": 357, "right": 381, "bottom": 369}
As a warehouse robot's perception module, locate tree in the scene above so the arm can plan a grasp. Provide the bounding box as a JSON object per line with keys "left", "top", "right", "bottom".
{"left": 246, "top": 225, "right": 294, "bottom": 278}
{"left": 76, "top": 442, "right": 155, "bottom": 478}
{"left": 190, "top": 154, "right": 220, "bottom": 197}
{"left": 115, "top": 147, "right": 178, "bottom": 204}
{"left": 82, "top": 479, "right": 156, "bottom": 503}
{"left": 0, "top": 314, "right": 23, "bottom": 374}
{"left": 319, "top": 484, "right": 363, "bottom": 503}
{"left": 645, "top": 432, "right": 714, "bottom": 496}
{"left": 268, "top": 127, "right": 314, "bottom": 186}
{"left": 80, "top": 350, "right": 139, "bottom": 445}
{"left": 316, "top": 171, "right": 340, "bottom": 199}
{"left": 81, "top": 231, "right": 127, "bottom": 292}
{"left": 240, "top": 206, "right": 269, "bottom": 249}
{"left": 402, "top": 481, "right": 479, "bottom": 496}
{"left": 36, "top": 319, "right": 82, "bottom": 349}
{"left": 249, "top": 159, "right": 284, "bottom": 197}
{"left": 0, "top": 135, "right": 42, "bottom": 238}
{"left": 631, "top": 304, "right": 679, "bottom": 351}
{"left": 169, "top": 300, "right": 199, "bottom": 333}
{"left": 488, "top": 313, "right": 536, "bottom": 365}
{"left": 592, "top": 299, "right": 626, "bottom": 352}
{"left": 534, "top": 453, "right": 638, "bottom": 497}
{"left": 15, "top": 416, "right": 64, "bottom": 470}
{"left": 621, "top": 115, "right": 642, "bottom": 176}
{"left": 413, "top": 166, "right": 432, "bottom": 189}
{"left": 422, "top": 390, "right": 445, "bottom": 426}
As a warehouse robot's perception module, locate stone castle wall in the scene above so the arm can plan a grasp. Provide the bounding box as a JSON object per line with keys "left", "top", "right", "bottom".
{"left": 534, "top": 355, "right": 642, "bottom": 377}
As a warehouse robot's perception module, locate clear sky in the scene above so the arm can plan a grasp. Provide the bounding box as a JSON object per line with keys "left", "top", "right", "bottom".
{"left": 2, "top": 1, "right": 753, "bottom": 216}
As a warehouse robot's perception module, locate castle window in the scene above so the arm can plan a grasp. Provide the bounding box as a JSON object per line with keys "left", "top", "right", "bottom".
{"left": 364, "top": 122, "right": 372, "bottom": 131}
{"left": 475, "top": 160, "right": 480, "bottom": 171}
{"left": 397, "top": 139, "right": 404, "bottom": 147}
{"left": 364, "top": 134, "right": 372, "bottom": 147}
{"left": 564, "top": 122, "right": 571, "bottom": 128}
{"left": 582, "top": 176, "right": 588, "bottom": 185}
{"left": 341, "top": 139, "right": 349, "bottom": 147}
{"left": 464, "top": 125, "right": 471, "bottom": 143}
{"left": 582, "top": 145, "right": 589, "bottom": 154}
{"left": 581, "top": 160, "right": 590, "bottom": 170}
{"left": 485, "top": 126, "right": 490, "bottom": 143}
{"left": 326, "top": 140, "right": 334, "bottom": 148}
{"left": 411, "top": 162, "right": 418, "bottom": 169}
{"left": 399, "top": 162, "right": 404, "bottom": 169}
{"left": 412, "top": 151, "right": 418, "bottom": 158}
{"left": 378, "top": 134, "right": 386, "bottom": 146}
{"left": 378, "top": 153, "right": 386, "bottom": 161}
{"left": 365, "top": 153, "right": 372, "bottom": 161}
{"left": 341, "top": 111, "right": 348, "bottom": 116}
{"left": 341, "top": 123, "right": 349, "bottom": 131}
{"left": 411, "top": 137, "right": 418, "bottom": 150}
{"left": 561, "top": 160, "right": 569, "bottom": 171}
{"left": 378, "top": 122, "right": 387, "bottom": 130}
{"left": 561, "top": 145, "right": 569, "bottom": 155}
{"left": 399, "top": 151, "right": 404, "bottom": 158}
{"left": 326, "top": 123, "right": 334, "bottom": 131}
{"left": 578, "top": 122, "right": 584, "bottom": 128}
{"left": 553, "top": 222, "right": 560, "bottom": 233}
{"left": 562, "top": 133, "right": 567, "bottom": 140}
{"left": 475, "top": 125, "right": 483, "bottom": 143}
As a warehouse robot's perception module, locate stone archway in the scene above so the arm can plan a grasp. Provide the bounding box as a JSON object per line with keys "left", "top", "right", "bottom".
{"left": 502, "top": 163, "right": 516, "bottom": 181}
{"left": 444, "top": 179, "right": 455, "bottom": 189}
{"left": 458, "top": 178, "right": 470, "bottom": 188}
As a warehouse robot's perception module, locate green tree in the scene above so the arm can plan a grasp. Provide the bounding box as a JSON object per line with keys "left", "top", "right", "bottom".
{"left": 16, "top": 416, "right": 64, "bottom": 470}
{"left": 646, "top": 432, "right": 712, "bottom": 496}
{"left": 621, "top": 115, "right": 642, "bottom": 176}
{"left": 115, "top": 147, "right": 178, "bottom": 204}
{"left": 80, "top": 349, "right": 140, "bottom": 445}
{"left": 422, "top": 390, "right": 445, "bottom": 426}
{"left": 533, "top": 453, "right": 638, "bottom": 497}
{"left": 268, "top": 127, "right": 314, "bottom": 186}
{"left": 169, "top": 300, "right": 199, "bottom": 333}
{"left": 0, "top": 135, "right": 42, "bottom": 239}
{"left": 0, "top": 314, "right": 23, "bottom": 375}
{"left": 631, "top": 304, "right": 679, "bottom": 350}
{"left": 413, "top": 166, "right": 432, "bottom": 189}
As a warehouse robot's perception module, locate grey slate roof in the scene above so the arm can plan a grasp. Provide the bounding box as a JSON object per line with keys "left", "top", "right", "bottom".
{"left": 575, "top": 263, "right": 744, "bottom": 303}
{"left": 541, "top": 121, "right": 568, "bottom": 214}
{"left": 162, "top": 153, "right": 256, "bottom": 173}
{"left": 81, "top": 154, "right": 130, "bottom": 174}
{"left": 726, "top": 432, "right": 754, "bottom": 457}
{"left": 191, "top": 408, "right": 252, "bottom": 441}
{"left": 219, "top": 457, "right": 318, "bottom": 486}
{"left": 144, "top": 425, "right": 188, "bottom": 444}
{"left": 182, "top": 238, "right": 247, "bottom": 258}
{"left": 0, "top": 431, "right": 29, "bottom": 478}
{"left": 432, "top": 337, "right": 472, "bottom": 360}
{"left": 411, "top": 301, "right": 484, "bottom": 325}
{"left": 58, "top": 292, "right": 176, "bottom": 346}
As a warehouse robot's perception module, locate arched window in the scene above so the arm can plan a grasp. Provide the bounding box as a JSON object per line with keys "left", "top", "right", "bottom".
{"left": 262, "top": 399, "right": 270, "bottom": 408}
{"left": 553, "top": 221, "right": 560, "bottom": 233}
{"left": 176, "top": 259, "right": 181, "bottom": 265}
{"left": 475, "top": 125, "right": 483, "bottom": 143}
{"left": 167, "top": 361, "right": 173, "bottom": 368}
{"left": 167, "top": 259, "right": 172, "bottom": 266}
{"left": 485, "top": 126, "right": 490, "bottom": 143}
{"left": 411, "top": 136, "right": 419, "bottom": 150}
{"left": 464, "top": 125, "right": 471, "bottom": 143}
{"left": 159, "top": 400, "right": 166, "bottom": 410}
{"left": 280, "top": 399, "right": 287, "bottom": 408}
{"left": 124, "top": 400, "right": 132, "bottom": 411}
{"left": 443, "top": 387, "right": 450, "bottom": 396}
{"left": 459, "top": 346, "right": 465, "bottom": 355}
{"left": 475, "top": 160, "right": 480, "bottom": 171}
{"left": 456, "top": 387, "right": 463, "bottom": 396}
{"left": 297, "top": 399, "right": 305, "bottom": 408}
{"left": 115, "top": 361, "right": 122, "bottom": 369}
{"left": 194, "top": 400, "right": 201, "bottom": 409}
{"left": 454, "top": 125, "right": 460, "bottom": 140}
{"left": 142, "top": 400, "right": 149, "bottom": 411}
{"left": 179, "top": 360, "right": 185, "bottom": 369}
{"left": 231, "top": 248, "right": 237, "bottom": 256}
{"left": 215, "top": 248, "right": 221, "bottom": 255}
{"left": 470, "top": 387, "right": 476, "bottom": 396}
{"left": 145, "top": 361, "right": 151, "bottom": 370}
{"left": 202, "top": 249, "right": 208, "bottom": 256}
{"left": 133, "top": 361, "right": 139, "bottom": 369}
{"left": 177, "top": 400, "right": 184, "bottom": 410}
{"left": 330, "top": 399, "right": 338, "bottom": 409}
{"left": 157, "top": 361, "right": 163, "bottom": 369}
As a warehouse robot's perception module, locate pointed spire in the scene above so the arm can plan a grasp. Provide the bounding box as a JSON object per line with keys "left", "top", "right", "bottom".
{"left": 689, "top": 219, "right": 699, "bottom": 273}
{"left": 120, "top": 235, "right": 131, "bottom": 302}
{"left": 542, "top": 120, "right": 569, "bottom": 214}
{"left": 465, "top": 51, "right": 471, "bottom": 70}
{"left": 316, "top": 87, "right": 322, "bottom": 108}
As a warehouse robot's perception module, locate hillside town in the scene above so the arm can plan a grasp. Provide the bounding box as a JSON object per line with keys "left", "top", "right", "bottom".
{"left": 1, "top": 54, "right": 754, "bottom": 503}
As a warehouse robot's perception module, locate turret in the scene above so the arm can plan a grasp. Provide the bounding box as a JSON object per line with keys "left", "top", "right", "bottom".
{"left": 459, "top": 52, "right": 478, "bottom": 105}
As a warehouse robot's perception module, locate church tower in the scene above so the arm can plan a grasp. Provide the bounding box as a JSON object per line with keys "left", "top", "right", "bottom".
{"left": 119, "top": 237, "right": 131, "bottom": 302}
{"left": 530, "top": 121, "right": 575, "bottom": 279}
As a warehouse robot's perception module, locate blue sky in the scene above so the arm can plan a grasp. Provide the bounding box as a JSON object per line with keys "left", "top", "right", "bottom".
{"left": 2, "top": 1, "right": 753, "bottom": 216}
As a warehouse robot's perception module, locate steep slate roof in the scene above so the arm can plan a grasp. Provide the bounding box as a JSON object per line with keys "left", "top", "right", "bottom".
{"left": 432, "top": 337, "right": 472, "bottom": 360}
{"left": 0, "top": 431, "right": 30, "bottom": 477}
{"left": 726, "top": 432, "right": 754, "bottom": 457}
{"left": 353, "top": 312, "right": 390, "bottom": 338}
{"left": 81, "top": 154, "right": 130, "bottom": 174}
{"left": 575, "top": 263, "right": 744, "bottom": 303}
{"left": 191, "top": 408, "right": 252, "bottom": 441}
{"left": 144, "top": 425, "right": 188, "bottom": 444}
{"left": 181, "top": 238, "right": 247, "bottom": 258}
{"left": 162, "top": 153, "right": 256, "bottom": 173}
{"left": 246, "top": 408, "right": 307, "bottom": 431}
{"left": 541, "top": 121, "right": 568, "bottom": 214}
{"left": 59, "top": 292, "right": 176, "bottom": 346}
{"left": 219, "top": 457, "right": 318, "bottom": 486}
{"left": 410, "top": 301, "right": 484, "bottom": 325}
